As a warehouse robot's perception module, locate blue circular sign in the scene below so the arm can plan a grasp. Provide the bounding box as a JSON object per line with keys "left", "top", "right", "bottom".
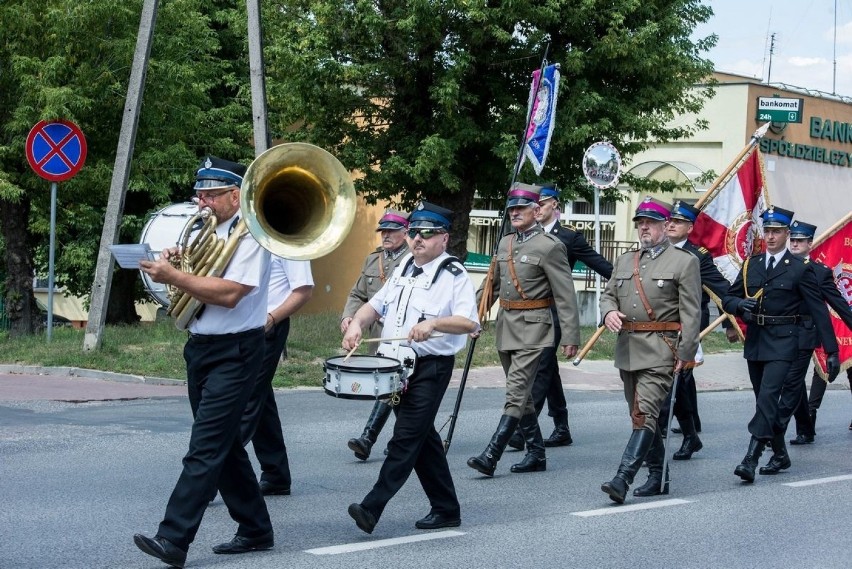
{"left": 26, "top": 120, "right": 87, "bottom": 182}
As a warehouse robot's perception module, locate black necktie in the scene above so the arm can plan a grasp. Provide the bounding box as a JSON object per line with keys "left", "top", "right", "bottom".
{"left": 767, "top": 256, "right": 775, "bottom": 274}
{"left": 411, "top": 266, "right": 423, "bottom": 277}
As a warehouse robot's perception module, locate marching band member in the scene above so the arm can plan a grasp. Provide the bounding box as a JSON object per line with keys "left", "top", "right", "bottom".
{"left": 344, "top": 202, "right": 479, "bottom": 534}
{"left": 136, "top": 156, "right": 273, "bottom": 566}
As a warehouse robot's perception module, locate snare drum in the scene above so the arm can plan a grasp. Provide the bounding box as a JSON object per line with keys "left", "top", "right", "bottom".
{"left": 323, "top": 355, "right": 404, "bottom": 400}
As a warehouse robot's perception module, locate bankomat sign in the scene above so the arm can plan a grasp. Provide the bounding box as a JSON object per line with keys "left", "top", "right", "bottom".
{"left": 756, "top": 96, "right": 803, "bottom": 124}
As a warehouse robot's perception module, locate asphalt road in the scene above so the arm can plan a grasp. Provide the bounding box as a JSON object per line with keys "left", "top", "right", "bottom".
{"left": 1, "top": 384, "right": 851, "bottom": 569}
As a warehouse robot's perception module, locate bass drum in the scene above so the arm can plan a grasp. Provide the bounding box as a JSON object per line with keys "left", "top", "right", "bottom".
{"left": 139, "top": 202, "right": 199, "bottom": 306}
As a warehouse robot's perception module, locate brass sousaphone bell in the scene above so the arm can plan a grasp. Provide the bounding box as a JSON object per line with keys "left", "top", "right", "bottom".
{"left": 166, "top": 142, "right": 356, "bottom": 329}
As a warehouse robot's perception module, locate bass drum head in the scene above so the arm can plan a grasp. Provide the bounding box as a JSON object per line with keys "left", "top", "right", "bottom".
{"left": 139, "top": 202, "right": 198, "bottom": 306}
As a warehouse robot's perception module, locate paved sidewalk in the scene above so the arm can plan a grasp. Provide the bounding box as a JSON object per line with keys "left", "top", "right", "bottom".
{"left": 3, "top": 351, "right": 847, "bottom": 402}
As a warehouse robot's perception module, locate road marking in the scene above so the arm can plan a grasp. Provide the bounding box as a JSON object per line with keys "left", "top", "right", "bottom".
{"left": 783, "top": 474, "right": 852, "bottom": 488}
{"left": 305, "top": 530, "right": 465, "bottom": 555}
{"left": 572, "top": 498, "right": 692, "bottom": 517}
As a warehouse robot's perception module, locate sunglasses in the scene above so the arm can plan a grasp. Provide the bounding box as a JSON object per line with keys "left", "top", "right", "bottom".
{"left": 194, "top": 188, "right": 234, "bottom": 201}
{"left": 407, "top": 229, "right": 445, "bottom": 240}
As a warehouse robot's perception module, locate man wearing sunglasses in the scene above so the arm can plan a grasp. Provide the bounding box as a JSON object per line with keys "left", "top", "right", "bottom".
{"left": 344, "top": 202, "right": 479, "bottom": 534}
{"left": 469, "top": 183, "right": 581, "bottom": 477}
{"left": 342, "top": 210, "right": 410, "bottom": 461}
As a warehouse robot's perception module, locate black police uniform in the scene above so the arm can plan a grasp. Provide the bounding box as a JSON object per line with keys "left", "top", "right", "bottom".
{"left": 723, "top": 242, "right": 836, "bottom": 481}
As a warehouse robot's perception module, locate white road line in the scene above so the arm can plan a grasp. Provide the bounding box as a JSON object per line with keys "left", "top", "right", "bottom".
{"left": 783, "top": 474, "right": 852, "bottom": 487}
{"left": 572, "top": 498, "right": 693, "bottom": 517}
{"left": 305, "top": 530, "right": 465, "bottom": 555}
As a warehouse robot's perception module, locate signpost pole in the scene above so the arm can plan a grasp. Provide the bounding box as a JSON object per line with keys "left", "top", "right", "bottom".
{"left": 46, "top": 182, "right": 58, "bottom": 341}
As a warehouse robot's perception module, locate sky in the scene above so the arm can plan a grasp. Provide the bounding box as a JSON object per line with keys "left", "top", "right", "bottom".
{"left": 693, "top": 0, "right": 852, "bottom": 98}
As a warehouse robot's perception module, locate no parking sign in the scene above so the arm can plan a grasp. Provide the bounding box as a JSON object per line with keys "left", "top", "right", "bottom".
{"left": 26, "top": 120, "right": 87, "bottom": 181}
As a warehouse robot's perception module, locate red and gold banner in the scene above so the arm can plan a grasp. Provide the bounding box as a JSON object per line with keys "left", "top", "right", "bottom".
{"left": 812, "top": 212, "right": 852, "bottom": 379}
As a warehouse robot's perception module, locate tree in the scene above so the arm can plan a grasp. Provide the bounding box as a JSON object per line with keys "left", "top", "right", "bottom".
{"left": 263, "top": 0, "right": 717, "bottom": 257}
{"left": 0, "top": 0, "right": 263, "bottom": 334}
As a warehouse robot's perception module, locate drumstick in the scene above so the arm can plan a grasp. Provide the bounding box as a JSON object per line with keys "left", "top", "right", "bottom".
{"left": 361, "top": 333, "right": 444, "bottom": 343}
{"left": 341, "top": 342, "right": 360, "bottom": 363}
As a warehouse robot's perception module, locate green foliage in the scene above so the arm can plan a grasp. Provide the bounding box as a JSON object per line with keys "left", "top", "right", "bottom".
{"left": 264, "top": 0, "right": 718, "bottom": 220}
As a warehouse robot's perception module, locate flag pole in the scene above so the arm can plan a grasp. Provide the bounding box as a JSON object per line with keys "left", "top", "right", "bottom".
{"left": 695, "top": 122, "right": 771, "bottom": 209}
{"left": 443, "top": 44, "right": 553, "bottom": 454}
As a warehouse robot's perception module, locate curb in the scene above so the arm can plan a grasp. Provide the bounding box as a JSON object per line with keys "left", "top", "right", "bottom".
{"left": 0, "top": 365, "right": 184, "bottom": 386}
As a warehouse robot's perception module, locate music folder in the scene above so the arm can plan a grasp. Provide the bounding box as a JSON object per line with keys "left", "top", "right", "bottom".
{"left": 110, "top": 243, "right": 155, "bottom": 269}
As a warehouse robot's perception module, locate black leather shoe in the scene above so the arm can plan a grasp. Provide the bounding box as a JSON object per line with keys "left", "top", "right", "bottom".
{"left": 789, "top": 434, "right": 814, "bottom": 445}
{"left": 348, "top": 503, "right": 377, "bottom": 534}
{"left": 467, "top": 452, "right": 498, "bottom": 477}
{"left": 758, "top": 455, "right": 792, "bottom": 475}
{"left": 259, "top": 480, "right": 291, "bottom": 496}
{"left": 543, "top": 426, "right": 573, "bottom": 447}
{"left": 348, "top": 436, "right": 372, "bottom": 461}
{"left": 415, "top": 512, "right": 461, "bottom": 530}
{"left": 510, "top": 454, "right": 546, "bottom": 473}
{"left": 671, "top": 427, "right": 682, "bottom": 434}
{"left": 133, "top": 534, "right": 187, "bottom": 568}
{"left": 601, "top": 477, "right": 629, "bottom": 504}
{"left": 212, "top": 533, "right": 274, "bottom": 554}
{"left": 673, "top": 436, "right": 703, "bottom": 460}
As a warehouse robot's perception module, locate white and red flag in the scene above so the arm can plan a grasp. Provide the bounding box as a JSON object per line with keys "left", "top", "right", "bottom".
{"left": 811, "top": 212, "right": 852, "bottom": 379}
{"left": 692, "top": 125, "right": 772, "bottom": 283}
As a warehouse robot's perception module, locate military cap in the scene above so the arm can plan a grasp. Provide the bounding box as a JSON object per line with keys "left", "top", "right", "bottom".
{"left": 539, "top": 183, "right": 560, "bottom": 201}
{"left": 193, "top": 156, "right": 246, "bottom": 191}
{"left": 789, "top": 219, "right": 817, "bottom": 240}
{"left": 506, "top": 182, "right": 543, "bottom": 208}
{"left": 408, "top": 201, "right": 454, "bottom": 230}
{"left": 670, "top": 200, "right": 700, "bottom": 223}
{"left": 761, "top": 206, "right": 795, "bottom": 228}
{"left": 376, "top": 209, "right": 409, "bottom": 231}
{"left": 632, "top": 196, "right": 671, "bottom": 221}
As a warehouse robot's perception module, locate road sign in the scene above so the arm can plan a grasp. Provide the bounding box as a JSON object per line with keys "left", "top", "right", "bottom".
{"left": 25, "top": 120, "right": 87, "bottom": 182}
{"left": 755, "top": 96, "right": 804, "bottom": 124}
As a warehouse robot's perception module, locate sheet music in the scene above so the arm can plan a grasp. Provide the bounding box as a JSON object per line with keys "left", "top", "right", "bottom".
{"left": 110, "top": 243, "right": 154, "bottom": 269}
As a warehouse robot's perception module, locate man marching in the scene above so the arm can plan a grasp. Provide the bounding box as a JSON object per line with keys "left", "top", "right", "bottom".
{"left": 599, "top": 197, "right": 701, "bottom": 503}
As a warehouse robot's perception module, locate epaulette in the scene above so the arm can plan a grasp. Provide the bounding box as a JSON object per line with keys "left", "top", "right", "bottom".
{"left": 562, "top": 222, "right": 577, "bottom": 231}
{"left": 542, "top": 232, "right": 562, "bottom": 244}
{"left": 371, "top": 246, "right": 383, "bottom": 254}
{"left": 697, "top": 246, "right": 709, "bottom": 254}
{"left": 434, "top": 256, "right": 464, "bottom": 282}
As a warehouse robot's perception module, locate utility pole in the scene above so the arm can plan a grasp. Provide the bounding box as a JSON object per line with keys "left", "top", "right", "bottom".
{"left": 767, "top": 33, "right": 776, "bottom": 83}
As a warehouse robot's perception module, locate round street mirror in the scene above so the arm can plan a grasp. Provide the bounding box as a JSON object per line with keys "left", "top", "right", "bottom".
{"left": 582, "top": 141, "right": 622, "bottom": 189}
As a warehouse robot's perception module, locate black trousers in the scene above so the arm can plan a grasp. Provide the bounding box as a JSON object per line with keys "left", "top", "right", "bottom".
{"left": 793, "top": 367, "right": 852, "bottom": 436}
{"left": 241, "top": 318, "right": 291, "bottom": 487}
{"left": 747, "top": 355, "right": 803, "bottom": 441}
{"left": 529, "top": 316, "right": 568, "bottom": 423}
{"left": 158, "top": 328, "right": 271, "bottom": 550}
{"left": 361, "top": 355, "right": 459, "bottom": 520}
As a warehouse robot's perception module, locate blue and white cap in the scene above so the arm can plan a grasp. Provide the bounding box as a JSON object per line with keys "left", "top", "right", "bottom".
{"left": 790, "top": 220, "right": 817, "bottom": 240}
{"left": 760, "top": 206, "right": 794, "bottom": 228}
{"left": 670, "top": 200, "right": 699, "bottom": 223}
{"left": 408, "top": 201, "right": 454, "bottom": 230}
{"left": 193, "top": 156, "right": 247, "bottom": 191}
{"left": 539, "top": 183, "right": 559, "bottom": 201}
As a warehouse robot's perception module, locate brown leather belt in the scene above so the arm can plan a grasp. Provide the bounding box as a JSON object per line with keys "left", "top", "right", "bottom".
{"left": 499, "top": 298, "right": 554, "bottom": 310}
{"left": 621, "top": 321, "right": 681, "bottom": 332}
